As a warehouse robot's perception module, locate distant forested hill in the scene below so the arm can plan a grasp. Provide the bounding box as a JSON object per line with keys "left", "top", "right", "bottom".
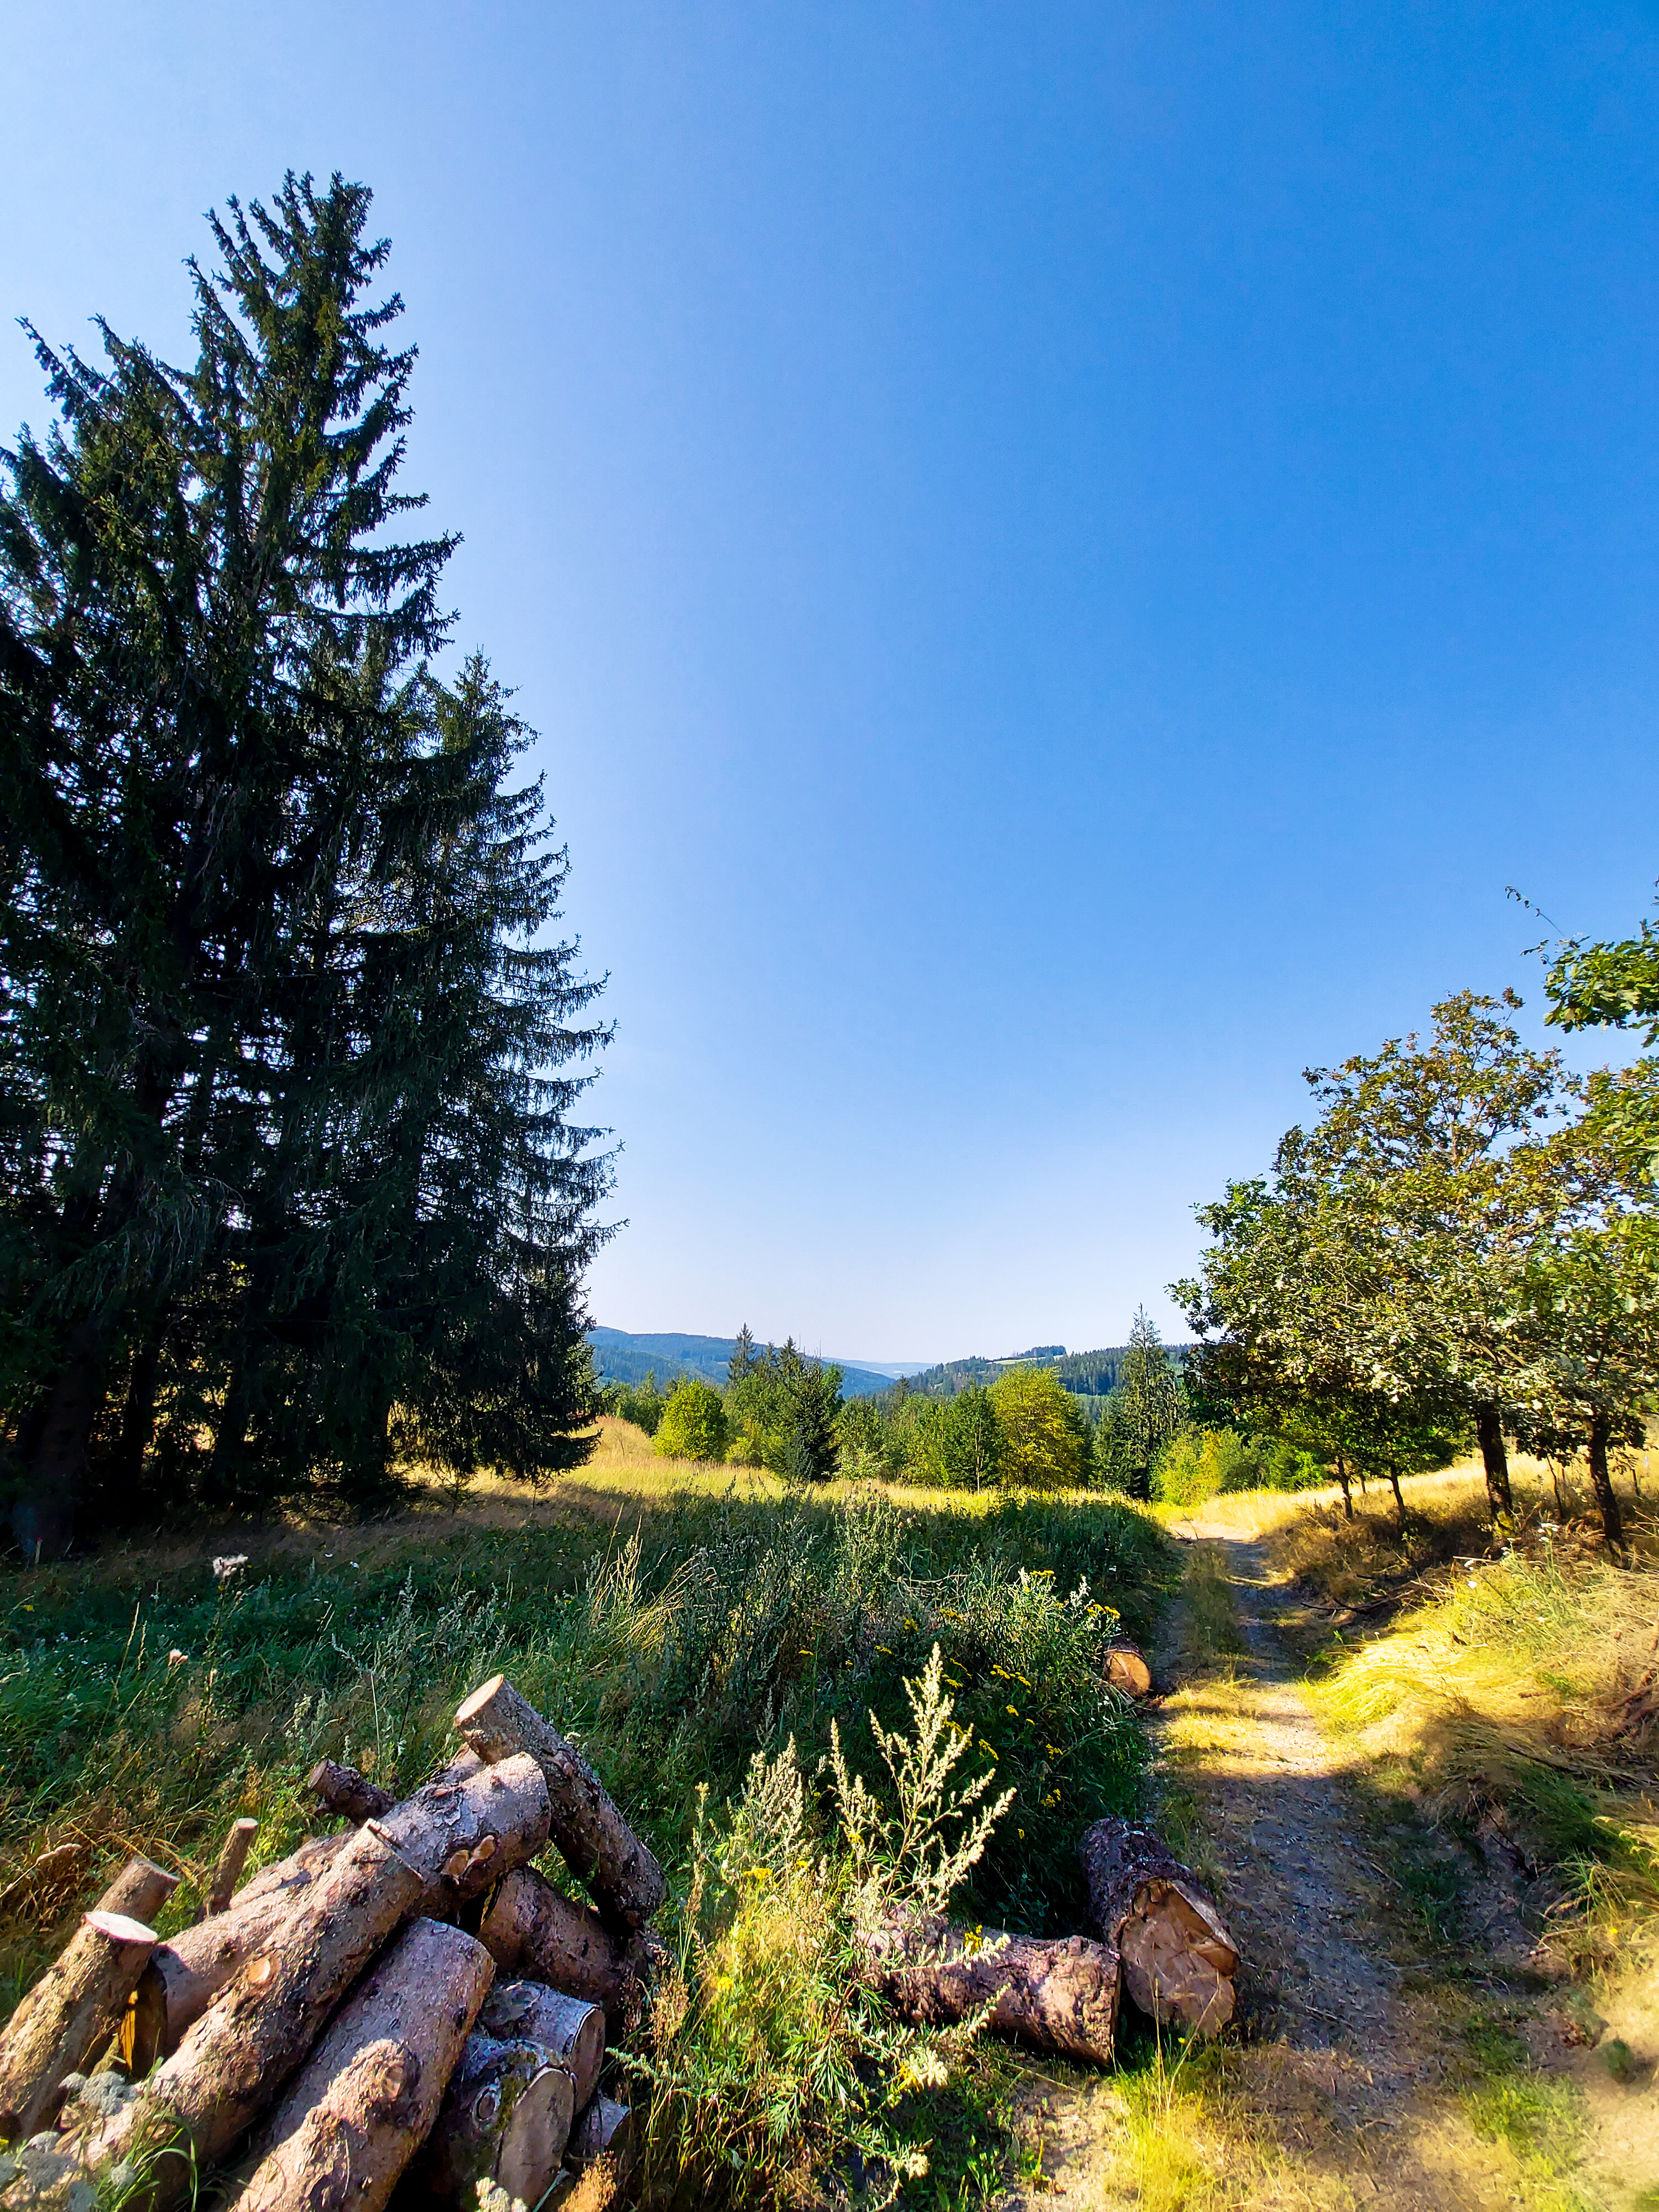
{"left": 587, "top": 1327, "right": 898, "bottom": 1398}
{"left": 898, "top": 1343, "right": 1189, "bottom": 1401}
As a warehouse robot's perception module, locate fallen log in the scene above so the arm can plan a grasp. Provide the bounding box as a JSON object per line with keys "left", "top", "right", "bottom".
{"left": 565, "top": 2094, "right": 632, "bottom": 2177}
{"left": 456, "top": 1676, "right": 666, "bottom": 1932}
{"left": 124, "top": 1840, "right": 348, "bottom": 2071}
{"left": 91, "top": 1822, "right": 427, "bottom": 2201}
{"left": 481, "top": 1983, "right": 605, "bottom": 2110}
{"left": 97, "top": 1856, "right": 180, "bottom": 1926}
{"left": 478, "top": 1867, "right": 646, "bottom": 2036}
{"left": 207, "top": 1820, "right": 260, "bottom": 1916}
{"left": 1103, "top": 1641, "right": 1153, "bottom": 1698}
{"left": 371, "top": 1751, "right": 549, "bottom": 1911}
{"left": 235, "top": 1917, "right": 494, "bottom": 2212}
{"left": 1078, "top": 1818, "right": 1238, "bottom": 2034}
{"left": 306, "top": 1760, "right": 393, "bottom": 1825}
{"left": 0, "top": 1911, "right": 156, "bottom": 2142}
{"left": 416, "top": 2032, "right": 576, "bottom": 2205}
{"left": 862, "top": 1914, "right": 1119, "bottom": 2065}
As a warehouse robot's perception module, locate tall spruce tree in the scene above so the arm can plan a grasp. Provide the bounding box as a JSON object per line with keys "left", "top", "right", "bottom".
{"left": 0, "top": 176, "right": 611, "bottom": 1545}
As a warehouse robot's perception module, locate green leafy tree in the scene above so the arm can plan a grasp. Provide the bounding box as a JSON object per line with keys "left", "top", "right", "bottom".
{"left": 1176, "top": 994, "right": 1585, "bottom": 1530}
{"left": 654, "top": 1378, "right": 730, "bottom": 1464}
{"left": 988, "top": 1366, "right": 1083, "bottom": 1489}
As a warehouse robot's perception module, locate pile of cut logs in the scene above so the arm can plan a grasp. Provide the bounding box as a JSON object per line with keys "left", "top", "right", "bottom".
{"left": 0, "top": 1642, "right": 1240, "bottom": 2212}
{"left": 0, "top": 1676, "right": 654, "bottom": 2212}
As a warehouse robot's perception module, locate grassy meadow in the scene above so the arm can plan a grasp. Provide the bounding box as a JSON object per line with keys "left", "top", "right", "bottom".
{"left": 0, "top": 1421, "right": 1177, "bottom": 2208}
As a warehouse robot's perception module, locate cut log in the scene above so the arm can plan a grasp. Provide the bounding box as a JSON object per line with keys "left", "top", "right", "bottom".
{"left": 234, "top": 1917, "right": 494, "bottom": 2212}
{"left": 862, "top": 1913, "right": 1119, "bottom": 2066}
{"left": 370, "top": 1751, "right": 550, "bottom": 1911}
{"left": 1103, "top": 1641, "right": 1153, "bottom": 1699}
{"left": 124, "top": 1839, "right": 348, "bottom": 2071}
{"left": 207, "top": 1820, "right": 260, "bottom": 1915}
{"left": 478, "top": 1867, "right": 646, "bottom": 2036}
{"left": 97, "top": 1856, "right": 179, "bottom": 1926}
{"left": 91, "top": 1822, "right": 426, "bottom": 2202}
{"left": 456, "top": 1675, "right": 666, "bottom": 1932}
{"left": 0, "top": 1911, "right": 156, "bottom": 2142}
{"left": 565, "top": 2095, "right": 632, "bottom": 2177}
{"left": 233, "top": 1832, "right": 348, "bottom": 1907}
{"left": 306, "top": 1759, "right": 393, "bottom": 1825}
{"left": 1078, "top": 1817, "right": 1238, "bottom": 2034}
{"left": 480, "top": 1983, "right": 605, "bottom": 2111}
{"left": 416, "top": 2032, "right": 576, "bottom": 2204}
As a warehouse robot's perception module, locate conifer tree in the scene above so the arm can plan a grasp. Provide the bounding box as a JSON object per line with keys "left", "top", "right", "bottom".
{"left": 1, "top": 176, "right": 611, "bottom": 1544}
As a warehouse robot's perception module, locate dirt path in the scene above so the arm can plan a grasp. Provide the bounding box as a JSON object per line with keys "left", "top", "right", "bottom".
{"left": 1010, "top": 1523, "right": 1613, "bottom": 2210}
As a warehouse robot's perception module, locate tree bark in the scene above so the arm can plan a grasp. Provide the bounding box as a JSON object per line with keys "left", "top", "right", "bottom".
{"left": 1475, "top": 1402, "right": 1514, "bottom": 1524}
{"left": 1103, "top": 1642, "right": 1152, "bottom": 1698}
{"left": 369, "top": 1751, "right": 549, "bottom": 1911}
{"left": 477, "top": 1868, "right": 646, "bottom": 2037}
{"left": 455, "top": 1675, "right": 666, "bottom": 1932}
{"left": 861, "top": 1914, "right": 1120, "bottom": 2066}
{"left": 479, "top": 1984, "right": 605, "bottom": 2111}
{"left": 415, "top": 2033, "right": 575, "bottom": 2205}
{"left": 307, "top": 1760, "right": 393, "bottom": 1824}
{"left": 124, "top": 1839, "right": 348, "bottom": 2070}
{"left": 233, "top": 1918, "right": 494, "bottom": 2212}
{"left": 208, "top": 1821, "right": 260, "bottom": 1916}
{"left": 565, "top": 2095, "right": 632, "bottom": 2177}
{"left": 1078, "top": 1818, "right": 1238, "bottom": 2034}
{"left": 1587, "top": 1413, "right": 1626, "bottom": 1556}
{"left": 92, "top": 1823, "right": 427, "bottom": 2200}
{"left": 0, "top": 1911, "right": 156, "bottom": 2142}
{"left": 1334, "top": 1454, "right": 1354, "bottom": 1521}
{"left": 98, "top": 1857, "right": 179, "bottom": 1926}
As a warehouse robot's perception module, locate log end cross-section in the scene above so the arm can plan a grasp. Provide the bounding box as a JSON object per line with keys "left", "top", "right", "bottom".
{"left": 1078, "top": 1817, "right": 1238, "bottom": 2036}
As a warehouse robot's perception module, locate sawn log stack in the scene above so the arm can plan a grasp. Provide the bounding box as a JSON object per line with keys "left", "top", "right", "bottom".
{"left": 0, "top": 1667, "right": 1243, "bottom": 2210}
{"left": 0, "top": 1676, "right": 644, "bottom": 2212}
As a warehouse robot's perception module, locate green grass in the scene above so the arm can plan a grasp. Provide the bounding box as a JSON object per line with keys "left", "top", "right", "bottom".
{"left": 1, "top": 1474, "right": 1177, "bottom": 2208}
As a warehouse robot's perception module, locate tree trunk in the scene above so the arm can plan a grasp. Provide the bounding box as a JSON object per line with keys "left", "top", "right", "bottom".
{"left": 98, "top": 1857, "right": 179, "bottom": 1926}
{"left": 1387, "top": 1464, "right": 1407, "bottom": 1527}
{"left": 11, "top": 1319, "right": 105, "bottom": 1557}
{"left": 477, "top": 1868, "right": 646, "bottom": 2038}
{"left": 234, "top": 1918, "right": 494, "bottom": 2212}
{"left": 861, "top": 1913, "right": 1120, "bottom": 2065}
{"left": 479, "top": 1984, "right": 604, "bottom": 2111}
{"left": 92, "top": 1823, "right": 427, "bottom": 2199}
{"left": 208, "top": 1820, "right": 260, "bottom": 1915}
{"left": 1078, "top": 1818, "right": 1238, "bottom": 2034}
{"left": 1103, "top": 1642, "right": 1152, "bottom": 1698}
{"left": 124, "top": 1839, "right": 349, "bottom": 2070}
{"left": 1587, "top": 1413, "right": 1626, "bottom": 1557}
{"left": 307, "top": 1760, "right": 393, "bottom": 1824}
{"left": 1334, "top": 1454, "right": 1354, "bottom": 1521}
{"left": 0, "top": 1911, "right": 156, "bottom": 2142}
{"left": 112, "top": 1331, "right": 163, "bottom": 1498}
{"left": 1475, "top": 1402, "right": 1514, "bottom": 1524}
{"left": 455, "top": 1676, "right": 666, "bottom": 1933}
{"left": 369, "top": 1751, "right": 549, "bottom": 1911}
{"left": 415, "top": 2033, "right": 575, "bottom": 2205}
{"left": 565, "top": 2095, "right": 632, "bottom": 2177}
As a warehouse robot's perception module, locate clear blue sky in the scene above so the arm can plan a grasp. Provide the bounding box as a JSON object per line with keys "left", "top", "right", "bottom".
{"left": 7, "top": 5, "right": 1658, "bottom": 1361}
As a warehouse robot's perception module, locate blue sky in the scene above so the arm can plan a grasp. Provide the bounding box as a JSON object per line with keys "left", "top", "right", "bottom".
{"left": 7, "top": 4, "right": 1658, "bottom": 1361}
